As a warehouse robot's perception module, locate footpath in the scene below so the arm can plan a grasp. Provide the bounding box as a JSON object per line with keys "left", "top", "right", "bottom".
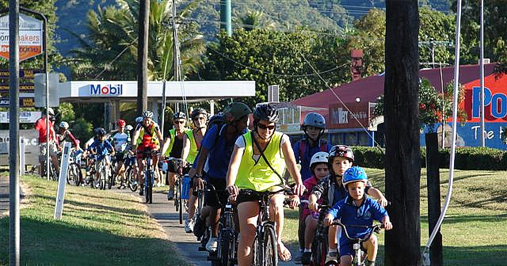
{"left": 0, "top": 175, "right": 25, "bottom": 218}
{"left": 117, "top": 188, "right": 298, "bottom": 266}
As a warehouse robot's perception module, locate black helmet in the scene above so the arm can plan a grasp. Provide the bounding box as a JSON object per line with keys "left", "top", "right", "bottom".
{"left": 191, "top": 108, "right": 208, "bottom": 120}
{"left": 253, "top": 103, "right": 279, "bottom": 123}
{"left": 173, "top": 111, "right": 187, "bottom": 120}
{"left": 94, "top": 127, "right": 107, "bottom": 137}
{"left": 328, "top": 145, "right": 354, "bottom": 163}
{"left": 223, "top": 102, "right": 252, "bottom": 123}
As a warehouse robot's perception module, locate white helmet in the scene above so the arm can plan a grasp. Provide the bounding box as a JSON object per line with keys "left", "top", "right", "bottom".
{"left": 125, "top": 125, "right": 133, "bottom": 131}
{"left": 59, "top": 121, "right": 69, "bottom": 129}
{"left": 310, "top": 151, "right": 329, "bottom": 169}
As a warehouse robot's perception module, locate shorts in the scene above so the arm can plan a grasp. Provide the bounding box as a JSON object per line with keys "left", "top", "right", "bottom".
{"left": 236, "top": 189, "right": 264, "bottom": 206}
{"left": 339, "top": 239, "right": 367, "bottom": 257}
{"left": 205, "top": 177, "right": 228, "bottom": 208}
{"left": 167, "top": 159, "right": 182, "bottom": 173}
{"left": 115, "top": 152, "right": 127, "bottom": 162}
{"left": 136, "top": 144, "right": 159, "bottom": 159}
{"left": 39, "top": 141, "right": 58, "bottom": 162}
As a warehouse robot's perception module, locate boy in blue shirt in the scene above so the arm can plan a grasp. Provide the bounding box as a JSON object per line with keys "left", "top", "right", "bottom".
{"left": 88, "top": 128, "right": 115, "bottom": 184}
{"left": 324, "top": 167, "right": 392, "bottom": 266}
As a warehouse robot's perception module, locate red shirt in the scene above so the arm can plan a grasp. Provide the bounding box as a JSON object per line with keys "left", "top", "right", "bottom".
{"left": 34, "top": 117, "right": 55, "bottom": 143}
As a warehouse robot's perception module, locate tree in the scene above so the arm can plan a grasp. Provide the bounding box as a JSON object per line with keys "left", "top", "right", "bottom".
{"left": 196, "top": 28, "right": 351, "bottom": 108}
{"left": 384, "top": 1, "right": 421, "bottom": 266}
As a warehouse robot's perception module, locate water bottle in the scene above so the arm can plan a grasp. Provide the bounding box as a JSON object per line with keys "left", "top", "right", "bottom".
{"left": 181, "top": 175, "right": 190, "bottom": 199}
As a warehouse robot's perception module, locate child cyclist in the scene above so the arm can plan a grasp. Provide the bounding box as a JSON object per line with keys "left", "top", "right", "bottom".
{"left": 88, "top": 128, "right": 115, "bottom": 185}
{"left": 308, "top": 145, "right": 388, "bottom": 265}
{"left": 324, "top": 167, "right": 393, "bottom": 266}
{"left": 293, "top": 112, "right": 332, "bottom": 261}
{"left": 301, "top": 151, "right": 329, "bottom": 265}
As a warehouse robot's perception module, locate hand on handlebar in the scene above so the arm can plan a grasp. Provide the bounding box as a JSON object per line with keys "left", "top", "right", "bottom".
{"left": 226, "top": 185, "right": 239, "bottom": 198}
{"left": 324, "top": 215, "right": 334, "bottom": 227}
{"left": 292, "top": 183, "right": 306, "bottom": 197}
{"left": 377, "top": 196, "right": 389, "bottom": 207}
{"left": 288, "top": 195, "right": 299, "bottom": 209}
{"left": 308, "top": 201, "right": 320, "bottom": 213}
{"left": 194, "top": 175, "right": 205, "bottom": 191}
{"left": 382, "top": 217, "right": 393, "bottom": 231}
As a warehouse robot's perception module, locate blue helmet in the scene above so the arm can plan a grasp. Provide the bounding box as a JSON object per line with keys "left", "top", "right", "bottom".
{"left": 342, "top": 166, "right": 367, "bottom": 188}
{"left": 301, "top": 112, "right": 326, "bottom": 130}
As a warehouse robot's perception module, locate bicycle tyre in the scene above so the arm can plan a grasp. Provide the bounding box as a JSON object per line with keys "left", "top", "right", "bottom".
{"left": 107, "top": 166, "right": 114, "bottom": 189}
{"left": 69, "top": 163, "right": 82, "bottom": 186}
{"left": 145, "top": 170, "right": 152, "bottom": 203}
{"left": 263, "top": 223, "right": 278, "bottom": 266}
{"left": 252, "top": 231, "right": 263, "bottom": 266}
{"left": 179, "top": 178, "right": 183, "bottom": 224}
{"left": 312, "top": 236, "right": 327, "bottom": 266}
{"left": 127, "top": 167, "right": 138, "bottom": 192}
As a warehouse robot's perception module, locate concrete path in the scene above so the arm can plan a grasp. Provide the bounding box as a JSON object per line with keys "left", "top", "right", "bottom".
{"left": 0, "top": 174, "right": 25, "bottom": 218}
{"left": 116, "top": 187, "right": 299, "bottom": 266}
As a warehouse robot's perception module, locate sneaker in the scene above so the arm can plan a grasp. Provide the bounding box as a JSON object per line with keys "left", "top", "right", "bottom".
{"left": 325, "top": 252, "right": 338, "bottom": 265}
{"left": 294, "top": 250, "right": 303, "bottom": 263}
{"left": 167, "top": 189, "right": 174, "bottom": 200}
{"left": 301, "top": 252, "right": 312, "bottom": 265}
{"left": 185, "top": 218, "right": 194, "bottom": 233}
{"left": 206, "top": 237, "right": 218, "bottom": 252}
{"left": 193, "top": 217, "right": 206, "bottom": 238}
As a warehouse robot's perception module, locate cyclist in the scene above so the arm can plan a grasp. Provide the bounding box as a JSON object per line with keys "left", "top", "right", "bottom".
{"left": 324, "top": 167, "right": 392, "bottom": 266}
{"left": 293, "top": 112, "right": 332, "bottom": 261}
{"left": 88, "top": 128, "right": 115, "bottom": 185}
{"left": 57, "top": 121, "right": 81, "bottom": 150}
{"left": 301, "top": 151, "right": 329, "bottom": 265}
{"left": 308, "top": 145, "right": 388, "bottom": 265}
{"left": 181, "top": 108, "right": 208, "bottom": 233}
{"left": 131, "top": 111, "right": 164, "bottom": 196}
{"left": 34, "top": 108, "right": 59, "bottom": 176}
{"left": 112, "top": 119, "right": 130, "bottom": 189}
{"left": 226, "top": 103, "right": 305, "bottom": 265}
{"left": 161, "top": 111, "right": 189, "bottom": 200}
{"left": 192, "top": 102, "right": 252, "bottom": 253}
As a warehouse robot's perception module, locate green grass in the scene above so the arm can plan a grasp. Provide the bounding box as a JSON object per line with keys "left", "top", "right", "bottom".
{"left": 282, "top": 168, "right": 507, "bottom": 266}
{"left": 0, "top": 174, "right": 190, "bottom": 266}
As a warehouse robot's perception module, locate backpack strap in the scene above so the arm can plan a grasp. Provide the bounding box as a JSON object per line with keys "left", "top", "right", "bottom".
{"left": 320, "top": 139, "right": 328, "bottom": 152}
{"left": 298, "top": 139, "right": 307, "bottom": 162}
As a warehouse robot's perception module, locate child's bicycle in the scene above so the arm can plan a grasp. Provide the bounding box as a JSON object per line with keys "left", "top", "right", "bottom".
{"left": 331, "top": 220, "right": 384, "bottom": 266}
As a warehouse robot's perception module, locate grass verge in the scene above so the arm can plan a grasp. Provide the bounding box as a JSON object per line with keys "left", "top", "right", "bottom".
{"left": 282, "top": 168, "right": 507, "bottom": 266}
{"left": 0, "top": 174, "right": 190, "bottom": 266}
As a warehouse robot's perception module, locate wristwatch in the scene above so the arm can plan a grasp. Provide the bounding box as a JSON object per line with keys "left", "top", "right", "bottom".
{"left": 195, "top": 174, "right": 202, "bottom": 178}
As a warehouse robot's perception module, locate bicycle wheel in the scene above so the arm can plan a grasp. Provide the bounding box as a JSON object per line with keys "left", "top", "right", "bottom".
{"left": 126, "top": 167, "right": 138, "bottom": 192}
{"left": 263, "top": 224, "right": 278, "bottom": 266}
{"left": 145, "top": 170, "right": 151, "bottom": 203}
{"left": 252, "top": 232, "right": 263, "bottom": 266}
{"left": 68, "top": 163, "right": 82, "bottom": 186}
{"left": 179, "top": 178, "right": 183, "bottom": 224}
{"left": 100, "top": 164, "right": 107, "bottom": 190}
{"left": 107, "top": 166, "right": 114, "bottom": 189}
{"left": 311, "top": 236, "right": 327, "bottom": 266}
{"left": 219, "top": 229, "right": 233, "bottom": 266}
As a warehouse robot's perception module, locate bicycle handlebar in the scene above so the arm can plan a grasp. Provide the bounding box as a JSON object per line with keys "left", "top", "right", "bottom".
{"left": 331, "top": 220, "right": 384, "bottom": 242}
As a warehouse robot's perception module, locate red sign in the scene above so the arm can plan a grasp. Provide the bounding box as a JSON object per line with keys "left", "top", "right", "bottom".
{"left": 461, "top": 74, "right": 507, "bottom": 122}
{"left": 329, "top": 102, "right": 372, "bottom": 129}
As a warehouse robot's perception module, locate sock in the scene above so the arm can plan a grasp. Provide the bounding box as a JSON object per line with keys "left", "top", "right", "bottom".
{"left": 304, "top": 248, "right": 311, "bottom": 253}
{"left": 328, "top": 248, "right": 337, "bottom": 254}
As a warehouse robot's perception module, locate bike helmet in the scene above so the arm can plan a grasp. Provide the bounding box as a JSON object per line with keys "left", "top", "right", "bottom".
{"left": 135, "top": 116, "right": 143, "bottom": 124}
{"left": 117, "top": 119, "right": 126, "bottom": 127}
{"left": 173, "top": 111, "right": 187, "bottom": 120}
{"left": 223, "top": 102, "right": 252, "bottom": 123}
{"left": 328, "top": 145, "right": 354, "bottom": 163}
{"left": 310, "top": 151, "right": 329, "bottom": 169}
{"left": 94, "top": 127, "right": 106, "bottom": 137}
{"left": 301, "top": 112, "right": 326, "bottom": 130}
{"left": 59, "top": 121, "right": 69, "bottom": 129}
{"left": 342, "top": 166, "right": 367, "bottom": 188}
{"left": 191, "top": 108, "right": 208, "bottom": 120}
{"left": 142, "top": 110, "right": 154, "bottom": 119}
{"left": 253, "top": 103, "right": 279, "bottom": 123}
{"left": 125, "top": 125, "right": 133, "bottom": 131}
{"left": 46, "top": 107, "right": 55, "bottom": 116}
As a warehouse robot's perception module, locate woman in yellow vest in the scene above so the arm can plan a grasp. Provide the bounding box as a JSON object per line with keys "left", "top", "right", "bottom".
{"left": 181, "top": 108, "right": 208, "bottom": 233}
{"left": 161, "top": 111, "right": 188, "bottom": 199}
{"left": 226, "top": 104, "right": 305, "bottom": 265}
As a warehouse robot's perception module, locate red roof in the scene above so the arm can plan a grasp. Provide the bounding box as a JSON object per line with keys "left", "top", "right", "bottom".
{"left": 293, "top": 63, "right": 497, "bottom": 109}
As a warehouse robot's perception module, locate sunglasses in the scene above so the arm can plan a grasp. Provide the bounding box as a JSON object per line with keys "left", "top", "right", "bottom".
{"left": 257, "top": 123, "right": 275, "bottom": 130}
{"left": 193, "top": 117, "right": 206, "bottom": 121}
{"left": 174, "top": 121, "right": 185, "bottom": 124}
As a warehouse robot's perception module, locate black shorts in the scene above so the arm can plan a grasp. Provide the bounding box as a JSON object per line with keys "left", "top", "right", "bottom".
{"left": 115, "top": 152, "right": 126, "bottom": 162}
{"left": 205, "top": 177, "right": 228, "bottom": 208}
{"left": 236, "top": 189, "right": 264, "bottom": 206}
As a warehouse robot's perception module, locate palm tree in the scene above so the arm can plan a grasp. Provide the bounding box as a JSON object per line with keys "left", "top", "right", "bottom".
{"left": 69, "top": 0, "right": 205, "bottom": 81}
{"left": 235, "top": 10, "right": 277, "bottom": 31}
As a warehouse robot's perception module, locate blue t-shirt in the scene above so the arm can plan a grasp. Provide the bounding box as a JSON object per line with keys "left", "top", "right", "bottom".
{"left": 293, "top": 138, "right": 332, "bottom": 181}
{"left": 89, "top": 139, "right": 114, "bottom": 158}
{"left": 328, "top": 196, "right": 388, "bottom": 247}
{"left": 201, "top": 124, "right": 247, "bottom": 179}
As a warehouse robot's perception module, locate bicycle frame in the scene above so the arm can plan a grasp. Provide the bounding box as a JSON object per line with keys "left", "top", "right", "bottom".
{"left": 332, "top": 221, "right": 383, "bottom": 266}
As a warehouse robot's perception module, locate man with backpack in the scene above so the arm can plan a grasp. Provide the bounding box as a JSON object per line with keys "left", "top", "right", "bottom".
{"left": 293, "top": 112, "right": 332, "bottom": 261}
{"left": 191, "top": 102, "right": 252, "bottom": 253}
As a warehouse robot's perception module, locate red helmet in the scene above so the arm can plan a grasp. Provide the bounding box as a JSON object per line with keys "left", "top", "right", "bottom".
{"left": 117, "top": 119, "right": 126, "bottom": 127}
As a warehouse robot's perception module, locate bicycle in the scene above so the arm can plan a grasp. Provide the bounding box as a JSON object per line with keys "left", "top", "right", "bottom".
{"left": 307, "top": 203, "right": 332, "bottom": 266}
{"left": 142, "top": 149, "right": 157, "bottom": 204}
{"left": 214, "top": 197, "right": 237, "bottom": 266}
{"left": 95, "top": 154, "right": 111, "bottom": 190}
{"left": 166, "top": 157, "right": 187, "bottom": 224}
{"left": 67, "top": 148, "right": 83, "bottom": 186}
{"left": 331, "top": 221, "right": 384, "bottom": 266}
{"left": 124, "top": 151, "right": 139, "bottom": 192}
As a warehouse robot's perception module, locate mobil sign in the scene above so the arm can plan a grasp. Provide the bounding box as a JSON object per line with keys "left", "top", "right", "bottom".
{"left": 89, "top": 83, "right": 123, "bottom": 96}
{"left": 463, "top": 74, "right": 507, "bottom": 122}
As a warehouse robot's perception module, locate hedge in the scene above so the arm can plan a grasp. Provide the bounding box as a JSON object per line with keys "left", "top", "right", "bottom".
{"left": 352, "top": 146, "right": 507, "bottom": 170}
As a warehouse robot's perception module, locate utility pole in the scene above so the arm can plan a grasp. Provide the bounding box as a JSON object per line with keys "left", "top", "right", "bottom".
{"left": 172, "top": 0, "right": 180, "bottom": 112}
{"left": 479, "top": 0, "right": 486, "bottom": 147}
{"left": 8, "top": 1, "right": 20, "bottom": 265}
{"left": 137, "top": 0, "right": 149, "bottom": 116}
{"left": 220, "top": 0, "right": 232, "bottom": 36}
